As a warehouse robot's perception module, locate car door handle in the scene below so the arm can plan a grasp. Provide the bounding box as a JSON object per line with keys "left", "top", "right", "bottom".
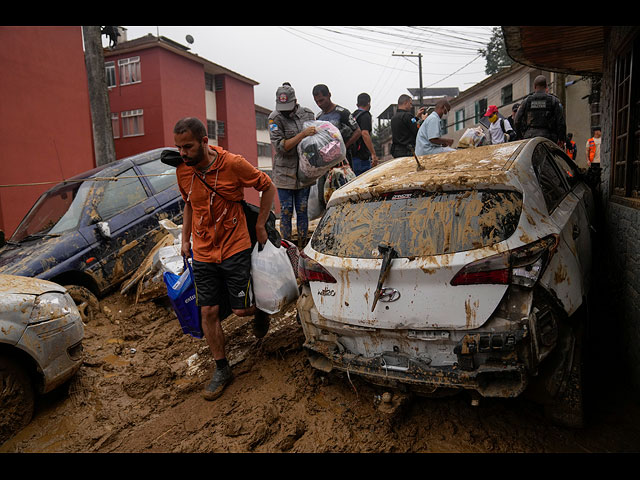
{"left": 573, "top": 224, "right": 580, "bottom": 239}
{"left": 145, "top": 206, "right": 156, "bottom": 214}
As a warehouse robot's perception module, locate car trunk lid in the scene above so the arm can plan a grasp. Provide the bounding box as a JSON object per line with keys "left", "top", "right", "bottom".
{"left": 306, "top": 188, "right": 523, "bottom": 331}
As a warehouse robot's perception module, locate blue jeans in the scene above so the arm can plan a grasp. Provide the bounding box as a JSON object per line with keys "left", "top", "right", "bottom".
{"left": 352, "top": 156, "right": 371, "bottom": 176}
{"left": 277, "top": 187, "right": 310, "bottom": 244}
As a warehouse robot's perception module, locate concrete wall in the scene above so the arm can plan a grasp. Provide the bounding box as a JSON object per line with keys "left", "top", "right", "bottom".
{"left": 564, "top": 75, "right": 594, "bottom": 170}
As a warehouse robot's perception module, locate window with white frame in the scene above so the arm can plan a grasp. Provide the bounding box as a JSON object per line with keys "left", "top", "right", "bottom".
{"left": 118, "top": 56, "right": 141, "bottom": 85}
{"left": 105, "top": 61, "right": 116, "bottom": 88}
{"left": 257, "top": 142, "right": 272, "bottom": 157}
{"left": 455, "top": 109, "right": 465, "bottom": 131}
{"left": 205, "top": 73, "right": 215, "bottom": 91}
{"left": 121, "top": 109, "right": 144, "bottom": 137}
{"left": 207, "top": 120, "right": 217, "bottom": 140}
{"left": 256, "top": 112, "right": 269, "bottom": 130}
{"left": 501, "top": 84, "right": 514, "bottom": 105}
{"left": 111, "top": 113, "right": 119, "bottom": 138}
{"left": 474, "top": 98, "right": 488, "bottom": 124}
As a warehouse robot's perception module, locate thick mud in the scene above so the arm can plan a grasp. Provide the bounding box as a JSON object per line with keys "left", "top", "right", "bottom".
{"left": 1, "top": 290, "right": 639, "bottom": 453}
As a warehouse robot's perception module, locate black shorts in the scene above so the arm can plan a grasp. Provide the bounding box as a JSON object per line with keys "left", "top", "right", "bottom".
{"left": 192, "top": 248, "right": 253, "bottom": 310}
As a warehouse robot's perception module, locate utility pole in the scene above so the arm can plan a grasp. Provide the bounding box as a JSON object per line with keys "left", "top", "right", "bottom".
{"left": 82, "top": 26, "right": 116, "bottom": 166}
{"left": 392, "top": 52, "right": 423, "bottom": 107}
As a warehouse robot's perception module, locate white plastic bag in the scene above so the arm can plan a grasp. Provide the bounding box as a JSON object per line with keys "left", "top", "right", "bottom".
{"left": 457, "top": 127, "right": 486, "bottom": 148}
{"left": 308, "top": 183, "right": 325, "bottom": 220}
{"left": 251, "top": 241, "right": 299, "bottom": 314}
{"left": 297, "top": 121, "right": 346, "bottom": 180}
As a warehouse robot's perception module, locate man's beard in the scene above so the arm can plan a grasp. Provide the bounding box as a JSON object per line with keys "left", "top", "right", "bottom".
{"left": 182, "top": 144, "right": 205, "bottom": 166}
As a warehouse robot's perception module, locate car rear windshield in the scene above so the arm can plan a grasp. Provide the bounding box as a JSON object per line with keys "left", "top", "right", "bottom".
{"left": 311, "top": 190, "right": 522, "bottom": 258}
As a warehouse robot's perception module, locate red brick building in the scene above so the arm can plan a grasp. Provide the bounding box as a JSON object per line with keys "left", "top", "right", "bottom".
{"left": 0, "top": 28, "right": 264, "bottom": 238}
{"left": 0, "top": 26, "right": 95, "bottom": 236}
{"left": 104, "top": 34, "right": 262, "bottom": 205}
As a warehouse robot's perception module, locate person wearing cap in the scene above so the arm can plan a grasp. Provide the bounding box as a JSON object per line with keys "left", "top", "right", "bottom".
{"left": 268, "top": 83, "right": 317, "bottom": 247}
{"left": 484, "top": 105, "right": 516, "bottom": 144}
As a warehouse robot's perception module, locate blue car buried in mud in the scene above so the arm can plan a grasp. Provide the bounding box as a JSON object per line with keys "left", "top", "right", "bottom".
{"left": 0, "top": 148, "right": 184, "bottom": 322}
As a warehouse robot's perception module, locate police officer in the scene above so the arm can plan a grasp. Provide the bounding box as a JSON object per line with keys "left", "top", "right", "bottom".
{"left": 390, "top": 94, "right": 426, "bottom": 158}
{"left": 514, "top": 75, "right": 566, "bottom": 148}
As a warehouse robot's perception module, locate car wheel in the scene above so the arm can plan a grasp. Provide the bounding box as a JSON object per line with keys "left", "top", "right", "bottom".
{"left": 0, "top": 355, "right": 35, "bottom": 444}
{"left": 543, "top": 321, "right": 585, "bottom": 428}
{"left": 65, "top": 285, "right": 100, "bottom": 324}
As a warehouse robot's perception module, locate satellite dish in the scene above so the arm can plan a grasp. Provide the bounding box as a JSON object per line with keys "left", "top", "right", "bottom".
{"left": 186, "top": 35, "right": 194, "bottom": 44}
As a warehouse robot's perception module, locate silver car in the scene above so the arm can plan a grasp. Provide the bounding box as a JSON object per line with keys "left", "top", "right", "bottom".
{"left": 297, "top": 138, "right": 594, "bottom": 427}
{"left": 0, "top": 274, "right": 84, "bottom": 443}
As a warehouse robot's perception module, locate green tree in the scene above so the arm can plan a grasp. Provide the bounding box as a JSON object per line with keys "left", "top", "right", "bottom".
{"left": 478, "top": 27, "right": 514, "bottom": 75}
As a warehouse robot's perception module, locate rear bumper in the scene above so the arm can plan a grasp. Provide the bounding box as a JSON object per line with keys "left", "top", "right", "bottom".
{"left": 303, "top": 341, "right": 528, "bottom": 398}
{"left": 297, "top": 287, "right": 532, "bottom": 398}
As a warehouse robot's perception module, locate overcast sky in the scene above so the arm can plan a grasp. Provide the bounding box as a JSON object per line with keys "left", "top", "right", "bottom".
{"left": 120, "top": 26, "right": 496, "bottom": 121}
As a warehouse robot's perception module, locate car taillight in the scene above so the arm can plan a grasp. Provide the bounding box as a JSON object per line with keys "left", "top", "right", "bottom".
{"left": 298, "top": 250, "right": 337, "bottom": 284}
{"left": 450, "top": 235, "right": 559, "bottom": 287}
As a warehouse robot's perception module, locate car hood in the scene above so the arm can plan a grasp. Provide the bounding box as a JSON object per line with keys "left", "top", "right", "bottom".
{"left": 0, "top": 234, "right": 72, "bottom": 277}
{"left": 0, "top": 273, "right": 66, "bottom": 296}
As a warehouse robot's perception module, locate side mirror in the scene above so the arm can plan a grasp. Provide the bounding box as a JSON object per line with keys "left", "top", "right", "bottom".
{"left": 97, "top": 221, "right": 111, "bottom": 239}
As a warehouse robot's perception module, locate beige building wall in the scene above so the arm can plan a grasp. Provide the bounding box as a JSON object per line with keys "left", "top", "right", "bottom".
{"left": 564, "top": 75, "right": 593, "bottom": 169}
{"left": 448, "top": 64, "right": 539, "bottom": 145}
{"left": 447, "top": 66, "right": 592, "bottom": 165}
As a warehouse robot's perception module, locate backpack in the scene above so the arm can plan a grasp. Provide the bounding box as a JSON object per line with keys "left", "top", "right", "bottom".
{"left": 350, "top": 109, "right": 367, "bottom": 157}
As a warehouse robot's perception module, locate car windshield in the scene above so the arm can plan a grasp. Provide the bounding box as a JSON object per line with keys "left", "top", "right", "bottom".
{"left": 11, "top": 180, "right": 92, "bottom": 242}
{"left": 311, "top": 190, "right": 523, "bottom": 258}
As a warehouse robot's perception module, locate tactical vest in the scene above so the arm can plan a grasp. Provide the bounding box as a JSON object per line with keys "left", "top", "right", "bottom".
{"left": 524, "top": 91, "right": 557, "bottom": 140}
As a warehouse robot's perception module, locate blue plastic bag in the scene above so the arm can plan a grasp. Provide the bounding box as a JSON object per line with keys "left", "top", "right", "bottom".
{"left": 164, "top": 256, "right": 203, "bottom": 338}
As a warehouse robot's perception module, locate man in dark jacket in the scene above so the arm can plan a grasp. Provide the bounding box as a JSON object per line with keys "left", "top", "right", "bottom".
{"left": 390, "top": 94, "right": 426, "bottom": 158}
{"left": 514, "top": 75, "right": 566, "bottom": 148}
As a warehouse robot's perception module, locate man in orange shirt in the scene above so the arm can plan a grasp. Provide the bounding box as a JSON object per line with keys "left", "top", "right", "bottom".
{"left": 174, "top": 117, "right": 276, "bottom": 401}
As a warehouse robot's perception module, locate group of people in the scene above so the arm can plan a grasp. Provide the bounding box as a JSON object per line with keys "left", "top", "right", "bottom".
{"left": 388, "top": 94, "right": 454, "bottom": 157}
{"left": 170, "top": 74, "right": 603, "bottom": 402}
{"left": 267, "top": 82, "right": 379, "bottom": 250}
{"left": 390, "top": 74, "right": 602, "bottom": 169}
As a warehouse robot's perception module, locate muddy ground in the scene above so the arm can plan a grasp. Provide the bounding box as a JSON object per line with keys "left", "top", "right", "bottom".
{"left": 1, "top": 289, "right": 640, "bottom": 454}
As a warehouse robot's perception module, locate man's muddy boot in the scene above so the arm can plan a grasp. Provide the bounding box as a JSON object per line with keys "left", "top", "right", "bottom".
{"left": 252, "top": 309, "right": 270, "bottom": 339}
{"left": 203, "top": 364, "right": 233, "bottom": 401}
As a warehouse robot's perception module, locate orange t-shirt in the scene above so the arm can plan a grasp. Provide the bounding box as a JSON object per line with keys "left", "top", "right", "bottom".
{"left": 176, "top": 145, "right": 272, "bottom": 263}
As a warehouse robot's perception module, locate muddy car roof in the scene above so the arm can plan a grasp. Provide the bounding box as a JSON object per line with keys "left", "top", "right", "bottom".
{"left": 328, "top": 140, "right": 529, "bottom": 207}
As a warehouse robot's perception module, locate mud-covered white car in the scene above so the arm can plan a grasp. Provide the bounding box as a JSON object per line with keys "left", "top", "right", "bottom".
{"left": 0, "top": 274, "right": 84, "bottom": 443}
{"left": 297, "top": 138, "right": 594, "bottom": 427}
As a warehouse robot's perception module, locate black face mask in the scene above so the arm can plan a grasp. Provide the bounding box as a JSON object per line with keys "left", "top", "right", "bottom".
{"left": 281, "top": 104, "right": 297, "bottom": 118}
